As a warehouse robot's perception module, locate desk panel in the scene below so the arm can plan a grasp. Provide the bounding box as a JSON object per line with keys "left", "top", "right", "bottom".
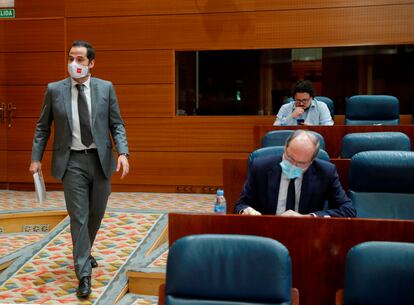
{"left": 169, "top": 213, "right": 414, "bottom": 305}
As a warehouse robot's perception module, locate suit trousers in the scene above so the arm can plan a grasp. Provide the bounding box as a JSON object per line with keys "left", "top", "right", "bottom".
{"left": 62, "top": 150, "right": 111, "bottom": 279}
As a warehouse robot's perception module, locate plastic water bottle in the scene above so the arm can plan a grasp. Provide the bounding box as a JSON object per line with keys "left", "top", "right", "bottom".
{"left": 214, "top": 189, "right": 227, "bottom": 214}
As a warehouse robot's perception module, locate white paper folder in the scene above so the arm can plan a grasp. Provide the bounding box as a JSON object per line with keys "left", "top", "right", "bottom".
{"left": 33, "top": 172, "right": 46, "bottom": 204}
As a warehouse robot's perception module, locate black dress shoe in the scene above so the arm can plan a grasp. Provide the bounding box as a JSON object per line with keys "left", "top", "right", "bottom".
{"left": 90, "top": 255, "right": 98, "bottom": 268}
{"left": 76, "top": 276, "right": 91, "bottom": 298}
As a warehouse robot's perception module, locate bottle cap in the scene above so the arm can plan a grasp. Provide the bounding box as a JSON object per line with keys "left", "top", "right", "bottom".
{"left": 216, "top": 189, "right": 224, "bottom": 196}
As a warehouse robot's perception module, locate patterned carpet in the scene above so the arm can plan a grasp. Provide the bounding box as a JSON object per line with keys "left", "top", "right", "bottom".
{"left": 0, "top": 234, "right": 46, "bottom": 258}
{"left": 116, "top": 294, "right": 158, "bottom": 305}
{"left": 0, "top": 191, "right": 215, "bottom": 214}
{"left": 0, "top": 191, "right": 215, "bottom": 304}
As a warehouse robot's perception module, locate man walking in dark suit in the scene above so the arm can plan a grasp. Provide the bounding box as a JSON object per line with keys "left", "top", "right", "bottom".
{"left": 29, "top": 40, "right": 129, "bottom": 298}
{"left": 234, "top": 130, "right": 355, "bottom": 218}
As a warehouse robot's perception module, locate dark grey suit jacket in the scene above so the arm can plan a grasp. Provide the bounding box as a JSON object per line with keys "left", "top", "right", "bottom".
{"left": 234, "top": 155, "right": 356, "bottom": 217}
{"left": 31, "top": 77, "right": 129, "bottom": 179}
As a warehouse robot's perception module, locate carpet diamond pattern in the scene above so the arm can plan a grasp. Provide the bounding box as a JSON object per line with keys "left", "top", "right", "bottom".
{"left": 0, "top": 212, "right": 163, "bottom": 304}
{"left": 0, "top": 233, "right": 46, "bottom": 258}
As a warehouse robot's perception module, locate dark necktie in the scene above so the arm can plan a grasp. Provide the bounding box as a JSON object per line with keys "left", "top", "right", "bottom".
{"left": 286, "top": 178, "right": 296, "bottom": 211}
{"left": 76, "top": 84, "right": 93, "bottom": 147}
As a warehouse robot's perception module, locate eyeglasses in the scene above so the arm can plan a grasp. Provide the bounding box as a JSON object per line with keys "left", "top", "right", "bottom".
{"left": 284, "top": 151, "right": 313, "bottom": 167}
{"left": 295, "top": 98, "right": 310, "bottom": 104}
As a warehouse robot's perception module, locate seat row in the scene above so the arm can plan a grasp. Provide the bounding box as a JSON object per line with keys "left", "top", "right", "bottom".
{"left": 287, "top": 94, "right": 403, "bottom": 125}
{"left": 160, "top": 234, "right": 414, "bottom": 305}
{"left": 261, "top": 130, "right": 411, "bottom": 158}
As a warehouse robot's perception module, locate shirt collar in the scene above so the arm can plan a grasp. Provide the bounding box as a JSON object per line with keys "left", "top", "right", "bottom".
{"left": 309, "top": 98, "right": 317, "bottom": 108}
{"left": 281, "top": 171, "right": 303, "bottom": 183}
{"left": 71, "top": 76, "right": 91, "bottom": 89}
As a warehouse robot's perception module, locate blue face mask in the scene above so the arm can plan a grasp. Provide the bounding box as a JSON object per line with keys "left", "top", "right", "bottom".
{"left": 280, "top": 159, "right": 304, "bottom": 179}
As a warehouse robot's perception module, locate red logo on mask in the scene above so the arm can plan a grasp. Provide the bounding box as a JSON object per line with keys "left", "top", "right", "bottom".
{"left": 76, "top": 67, "right": 82, "bottom": 73}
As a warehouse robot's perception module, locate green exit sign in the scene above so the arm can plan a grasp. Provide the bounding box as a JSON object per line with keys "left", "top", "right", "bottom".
{"left": 0, "top": 8, "right": 14, "bottom": 18}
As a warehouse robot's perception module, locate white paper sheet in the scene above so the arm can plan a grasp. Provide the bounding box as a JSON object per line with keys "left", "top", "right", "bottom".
{"left": 33, "top": 172, "right": 46, "bottom": 204}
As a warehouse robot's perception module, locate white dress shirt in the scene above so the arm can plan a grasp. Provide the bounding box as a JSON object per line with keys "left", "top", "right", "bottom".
{"left": 276, "top": 173, "right": 303, "bottom": 215}
{"left": 70, "top": 77, "right": 96, "bottom": 150}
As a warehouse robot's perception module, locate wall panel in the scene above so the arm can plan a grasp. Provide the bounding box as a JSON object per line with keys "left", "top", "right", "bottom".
{"left": 14, "top": 1, "right": 64, "bottom": 18}
{"left": 7, "top": 118, "right": 52, "bottom": 151}
{"left": 92, "top": 50, "right": 174, "bottom": 84}
{"left": 65, "top": 0, "right": 414, "bottom": 17}
{"left": 67, "top": 5, "right": 414, "bottom": 51}
{"left": 2, "top": 19, "right": 64, "bottom": 52}
{"left": 0, "top": 86, "right": 46, "bottom": 118}
{"left": 1, "top": 69, "right": 173, "bottom": 119}
{"left": 10, "top": 117, "right": 273, "bottom": 152}
{"left": 0, "top": 151, "right": 5, "bottom": 182}
{"left": 7, "top": 151, "right": 49, "bottom": 184}
{"left": 116, "top": 84, "right": 174, "bottom": 117}
{"left": 124, "top": 117, "right": 272, "bottom": 152}
{"left": 0, "top": 53, "right": 65, "bottom": 85}
{"left": 111, "top": 151, "right": 247, "bottom": 186}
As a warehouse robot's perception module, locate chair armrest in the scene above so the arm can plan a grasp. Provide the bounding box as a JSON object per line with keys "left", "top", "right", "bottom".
{"left": 335, "top": 289, "right": 344, "bottom": 305}
{"left": 158, "top": 283, "right": 166, "bottom": 305}
{"left": 292, "top": 288, "right": 299, "bottom": 305}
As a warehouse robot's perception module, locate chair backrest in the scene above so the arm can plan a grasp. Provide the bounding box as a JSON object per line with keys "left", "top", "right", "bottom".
{"left": 248, "top": 146, "right": 330, "bottom": 171}
{"left": 341, "top": 131, "right": 411, "bottom": 158}
{"left": 286, "top": 96, "right": 334, "bottom": 117}
{"left": 345, "top": 95, "right": 399, "bottom": 125}
{"left": 314, "top": 96, "right": 334, "bottom": 117}
{"left": 348, "top": 151, "right": 414, "bottom": 219}
{"left": 164, "top": 234, "right": 293, "bottom": 305}
{"left": 261, "top": 130, "right": 326, "bottom": 150}
{"left": 342, "top": 241, "right": 414, "bottom": 305}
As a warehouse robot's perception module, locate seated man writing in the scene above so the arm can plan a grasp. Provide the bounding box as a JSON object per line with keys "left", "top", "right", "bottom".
{"left": 234, "top": 130, "right": 356, "bottom": 217}
{"left": 273, "top": 80, "right": 334, "bottom": 126}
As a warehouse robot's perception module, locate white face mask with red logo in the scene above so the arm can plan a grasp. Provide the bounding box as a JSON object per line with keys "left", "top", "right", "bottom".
{"left": 68, "top": 60, "right": 89, "bottom": 79}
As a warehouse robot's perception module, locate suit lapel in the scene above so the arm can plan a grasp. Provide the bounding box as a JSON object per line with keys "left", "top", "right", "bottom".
{"left": 62, "top": 78, "right": 73, "bottom": 131}
{"left": 90, "top": 77, "right": 98, "bottom": 127}
{"left": 267, "top": 160, "right": 282, "bottom": 214}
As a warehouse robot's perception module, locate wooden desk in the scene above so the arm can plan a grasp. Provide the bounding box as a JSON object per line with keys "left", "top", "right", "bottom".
{"left": 169, "top": 213, "right": 414, "bottom": 305}
{"left": 223, "top": 157, "right": 350, "bottom": 214}
{"left": 253, "top": 125, "right": 414, "bottom": 157}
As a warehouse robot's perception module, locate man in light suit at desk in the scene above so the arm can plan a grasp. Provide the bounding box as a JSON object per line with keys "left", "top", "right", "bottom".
{"left": 29, "top": 40, "right": 129, "bottom": 298}
{"left": 234, "top": 130, "right": 355, "bottom": 218}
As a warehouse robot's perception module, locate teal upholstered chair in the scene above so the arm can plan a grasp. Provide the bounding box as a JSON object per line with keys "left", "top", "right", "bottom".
{"left": 345, "top": 95, "right": 399, "bottom": 125}
{"left": 163, "top": 234, "right": 298, "bottom": 305}
{"left": 314, "top": 96, "right": 334, "bottom": 117}
{"left": 341, "top": 132, "right": 411, "bottom": 158}
{"left": 348, "top": 151, "right": 414, "bottom": 219}
{"left": 261, "top": 130, "right": 326, "bottom": 150}
{"left": 336, "top": 241, "right": 414, "bottom": 305}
